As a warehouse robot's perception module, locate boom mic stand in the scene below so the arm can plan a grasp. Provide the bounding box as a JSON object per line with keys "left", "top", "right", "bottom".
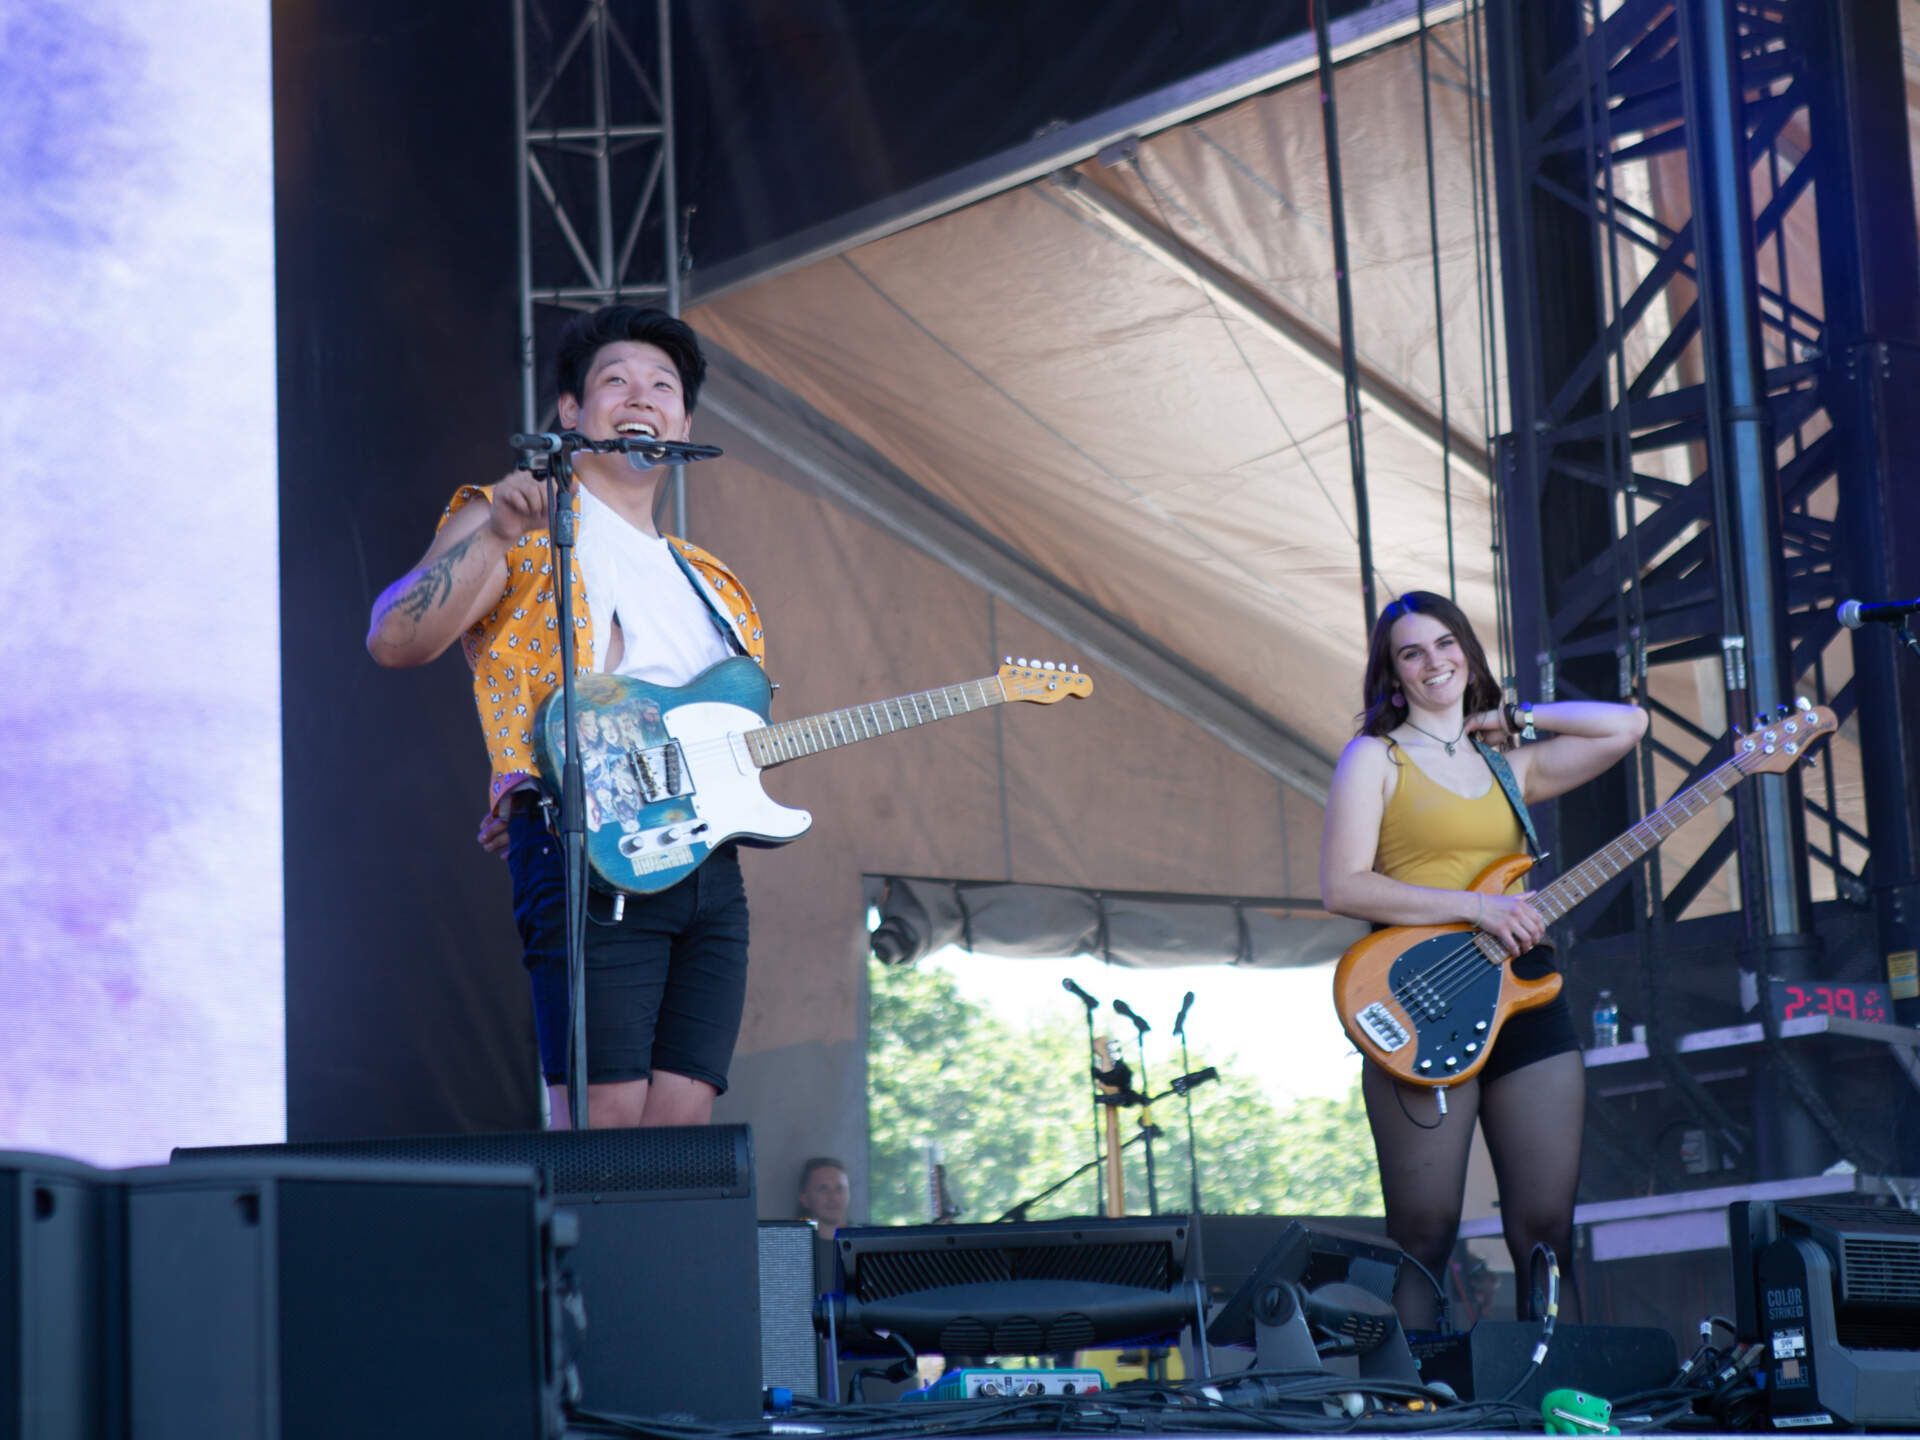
{"left": 1062, "top": 979, "right": 1104, "bottom": 1212}
{"left": 996, "top": 1124, "right": 1162, "bottom": 1223}
{"left": 1113, "top": 998, "right": 1158, "bottom": 1215}
{"left": 507, "top": 428, "right": 724, "bottom": 1132}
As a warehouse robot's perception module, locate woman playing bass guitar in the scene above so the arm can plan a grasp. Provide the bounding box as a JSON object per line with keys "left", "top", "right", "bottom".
{"left": 1318, "top": 591, "right": 1646, "bottom": 1329}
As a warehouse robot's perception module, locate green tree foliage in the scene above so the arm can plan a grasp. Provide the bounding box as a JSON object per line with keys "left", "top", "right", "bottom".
{"left": 867, "top": 959, "right": 1382, "bottom": 1225}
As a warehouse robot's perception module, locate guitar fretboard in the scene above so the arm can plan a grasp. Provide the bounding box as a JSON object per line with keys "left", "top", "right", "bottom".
{"left": 745, "top": 677, "right": 1005, "bottom": 767}
{"left": 1470, "top": 750, "right": 1753, "bottom": 962}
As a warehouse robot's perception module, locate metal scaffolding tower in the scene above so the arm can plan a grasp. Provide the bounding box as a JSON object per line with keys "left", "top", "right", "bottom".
{"left": 513, "top": 0, "right": 686, "bottom": 528}
{"left": 1483, "top": 0, "right": 1920, "bottom": 1177}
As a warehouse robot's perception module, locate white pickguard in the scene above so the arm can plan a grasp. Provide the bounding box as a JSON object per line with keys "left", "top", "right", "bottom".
{"left": 663, "top": 699, "right": 812, "bottom": 845}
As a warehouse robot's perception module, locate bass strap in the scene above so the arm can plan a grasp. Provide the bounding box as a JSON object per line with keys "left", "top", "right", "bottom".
{"left": 1471, "top": 736, "right": 1542, "bottom": 860}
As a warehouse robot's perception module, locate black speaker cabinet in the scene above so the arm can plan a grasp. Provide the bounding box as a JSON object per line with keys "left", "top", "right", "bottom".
{"left": 1410, "top": 1321, "right": 1676, "bottom": 1408}
{"left": 175, "top": 1126, "right": 761, "bottom": 1422}
{"left": 0, "top": 1153, "right": 114, "bottom": 1440}
{"left": 123, "top": 1159, "right": 567, "bottom": 1440}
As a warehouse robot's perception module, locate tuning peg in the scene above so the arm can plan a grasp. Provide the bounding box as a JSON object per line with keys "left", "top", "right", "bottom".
{"left": 1016, "top": 657, "right": 1028, "bottom": 667}
{"left": 1754, "top": 714, "right": 1769, "bottom": 731}
{"left": 1071, "top": 664, "right": 1080, "bottom": 673}
{"left": 1795, "top": 696, "right": 1812, "bottom": 712}
{"left": 1003, "top": 655, "right": 1012, "bottom": 665}
{"left": 1730, "top": 719, "right": 1744, "bottom": 736}
{"left": 1776, "top": 702, "right": 1791, "bottom": 718}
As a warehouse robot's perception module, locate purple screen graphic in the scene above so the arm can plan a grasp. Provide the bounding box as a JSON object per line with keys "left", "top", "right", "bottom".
{"left": 0, "top": 0, "right": 283, "bottom": 1164}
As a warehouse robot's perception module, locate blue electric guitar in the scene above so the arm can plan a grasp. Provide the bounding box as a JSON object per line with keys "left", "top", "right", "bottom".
{"left": 532, "top": 656, "right": 1092, "bottom": 895}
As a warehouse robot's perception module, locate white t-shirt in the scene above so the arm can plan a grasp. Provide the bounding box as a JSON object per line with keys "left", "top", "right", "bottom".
{"left": 575, "top": 485, "right": 734, "bottom": 686}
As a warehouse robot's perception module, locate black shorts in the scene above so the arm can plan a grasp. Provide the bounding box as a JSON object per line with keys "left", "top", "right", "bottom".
{"left": 507, "top": 803, "right": 751, "bottom": 1089}
{"left": 1480, "top": 952, "right": 1580, "bottom": 1083}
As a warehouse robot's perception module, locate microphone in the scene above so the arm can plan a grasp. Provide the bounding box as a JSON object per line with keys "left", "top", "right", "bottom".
{"left": 1169, "top": 1066, "right": 1218, "bottom": 1096}
{"left": 1172, "top": 991, "right": 1195, "bottom": 1038}
{"left": 623, "top": 438, "right": 725, "bottom": 471}
{"left": 1061, "top": 978, "right": 1099, "bottom": 1010}
{"left": 1112, "top": 998, "right": 1150, "bottom": 1036}
{"left": 1838, "top": 596, "right": 1920, "bottom": 629}
{"left": 508, "top": 431, "right": 724, "bottom": 468}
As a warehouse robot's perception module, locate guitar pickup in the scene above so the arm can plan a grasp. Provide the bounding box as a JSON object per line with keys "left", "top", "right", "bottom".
{"left": 1356, "top": 1003, "right": 1411, "bottom": 1053}
{"left": 626, "top": 741, "right": 692, "bottom": 803}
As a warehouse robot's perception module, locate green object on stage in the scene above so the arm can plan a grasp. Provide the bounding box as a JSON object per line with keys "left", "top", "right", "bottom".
{"left": 1542, "top": 1387, "right": 1617, "bottom": 1435}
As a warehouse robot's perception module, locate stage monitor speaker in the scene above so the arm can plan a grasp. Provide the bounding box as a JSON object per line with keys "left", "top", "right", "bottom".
{"left": 1410, "top": 1322, "right": 1677, "bottom": 1409}
{"left": 1204, "top": 1220, "right": 1416, "bottom": 1383}
{"left": 1733, "top": 1199, "right": 1920, "bottom": 1427}
{"left": 0, "top": 1153, "right": 114, "bottom": 1440}
{"left": 821, "top": 1215, "right": 1199, "bottom": 1359}
{"left": 758, "top": 1222, "right": 821, "bottom": 1397}
{"left": 122, "top": 1158, "right": 567, "bottom": 1440}
{"left": 174, "top": 1126, "right": 761, "bottom": 1422}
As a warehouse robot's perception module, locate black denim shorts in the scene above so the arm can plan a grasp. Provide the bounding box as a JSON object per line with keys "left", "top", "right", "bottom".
{"left": 507, "top": 805, "right": 750, "bottom": 1089}
{"left": 1480, "top": 951, "right": 1580, "bottom": 1083}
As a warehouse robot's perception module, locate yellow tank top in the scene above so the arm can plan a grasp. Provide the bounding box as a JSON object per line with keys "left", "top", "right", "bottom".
{"left": 1373, "top": 742, "right": 1526, "bottom": 893}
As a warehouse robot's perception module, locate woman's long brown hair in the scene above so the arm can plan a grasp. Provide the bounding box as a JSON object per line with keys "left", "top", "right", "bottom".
{"left": 1357, "top": 590, "right": 1503, "bottom": 738}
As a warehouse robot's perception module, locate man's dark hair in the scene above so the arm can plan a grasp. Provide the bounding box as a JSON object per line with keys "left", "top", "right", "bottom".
{"left": 553, "top": 305, "right": 707, "bottom": 412}
{"left": 798, "top": 1156, "right": 847, "bottom": 1191}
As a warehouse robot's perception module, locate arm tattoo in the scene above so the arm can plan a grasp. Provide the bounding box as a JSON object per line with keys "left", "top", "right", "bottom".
{"left": 393, "top": 530, "right": 482, "bottom": 626}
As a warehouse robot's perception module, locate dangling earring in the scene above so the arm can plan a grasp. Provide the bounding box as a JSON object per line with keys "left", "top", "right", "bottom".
{"left": 1392, "top": 691, "right": 1406, "bottom": 707}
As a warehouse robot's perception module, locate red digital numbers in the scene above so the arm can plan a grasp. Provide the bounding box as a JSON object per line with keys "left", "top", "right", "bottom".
{"left": 1774, "top": 981, "right": 1892, "bottom": 1023}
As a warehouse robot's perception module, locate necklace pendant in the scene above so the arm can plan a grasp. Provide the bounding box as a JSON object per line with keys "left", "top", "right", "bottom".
{"left": 1443, "top": 741, "right": 1455, "bottom": 756}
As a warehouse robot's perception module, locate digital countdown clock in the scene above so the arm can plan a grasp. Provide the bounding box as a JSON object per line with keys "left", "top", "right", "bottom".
{"left": 1768, "top": 979, "right": 1893, "bottom": 1025}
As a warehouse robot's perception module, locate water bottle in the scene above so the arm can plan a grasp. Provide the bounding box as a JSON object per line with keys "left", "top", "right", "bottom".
{"left": 1591, "top": 989, "right": 1620, "bottom": 1049}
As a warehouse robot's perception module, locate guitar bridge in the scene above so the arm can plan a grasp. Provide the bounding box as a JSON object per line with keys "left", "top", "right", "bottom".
{"left": 626, "top": 741, "right": 692, "bottom": 803}
{"left": 1356, "top": 1002, "right": 1411, "bottom": 1054}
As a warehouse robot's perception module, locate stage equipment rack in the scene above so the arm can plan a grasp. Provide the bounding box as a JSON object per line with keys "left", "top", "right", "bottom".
{"left": 1481, "top": 0, "right": 1920, "bottom": 1180}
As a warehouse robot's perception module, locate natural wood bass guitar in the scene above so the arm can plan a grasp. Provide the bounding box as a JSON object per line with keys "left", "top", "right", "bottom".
{"left": 1332, "top": 700, "right": 1835, "bottom": 1087}
{"left": 533, "top": 656, "right": 1091, "bottom": 897}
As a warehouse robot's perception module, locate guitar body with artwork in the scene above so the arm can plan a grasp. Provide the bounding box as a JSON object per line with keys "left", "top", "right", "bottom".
{"left": 533, "top": 656, "right": 1091, "bottom": 896}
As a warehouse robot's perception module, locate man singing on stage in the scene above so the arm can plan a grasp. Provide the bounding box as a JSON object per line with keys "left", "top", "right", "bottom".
{"left": 367, "top": 306, "right": 764, "bottom": 1130}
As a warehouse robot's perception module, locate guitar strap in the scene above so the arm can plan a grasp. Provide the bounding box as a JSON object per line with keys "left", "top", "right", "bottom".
{"left": 1471, "top": 736, "right": 1541, "bottom": 860}
{"left": 667, "top": 544, "right": 751, "bottom": 659}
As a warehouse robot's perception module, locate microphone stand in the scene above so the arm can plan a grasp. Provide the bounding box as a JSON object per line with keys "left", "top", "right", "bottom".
{"left": 516, "top": 436, "right": 592, "bottom": 1133}
{"left": 1174, "top": 1001, "right": 1204, "bottom": 1219}
{"left": 997, "top": 1125, "right": 1161, "bottom": 1223}
{"left": 1114, "top": 1000, "right": 1159, "bottom": 1215}
{"left": 1063, "top": 981, "right": 1105, "bottom": 1213}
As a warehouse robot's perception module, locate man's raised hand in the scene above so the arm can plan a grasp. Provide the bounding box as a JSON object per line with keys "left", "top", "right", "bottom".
{"left": 489, "top": 469, "right": 552, "bottom": 542}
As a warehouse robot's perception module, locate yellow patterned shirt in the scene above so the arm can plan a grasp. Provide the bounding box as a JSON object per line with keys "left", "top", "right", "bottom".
{"left": 440, "top": 483, "right": 767, "bottom": 809}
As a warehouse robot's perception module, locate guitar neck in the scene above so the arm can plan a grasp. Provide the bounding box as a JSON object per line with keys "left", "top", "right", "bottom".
{"left": 1527, "top": 752, "right": 1752, "bottom": 925}
{"left": 745, "top": 676, "right": 1006, "bottom": 767}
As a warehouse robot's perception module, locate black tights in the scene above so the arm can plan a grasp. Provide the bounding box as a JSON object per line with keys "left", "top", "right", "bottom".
{"left": 1361, "top": 1049, "right": 1585, "bottom": 1330}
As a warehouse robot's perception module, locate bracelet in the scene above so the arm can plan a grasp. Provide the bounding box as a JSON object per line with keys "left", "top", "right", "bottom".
{"left": 1502, "top": 702, "right": 1519, "bottom": 736}
{"left": 1519, "top": 702, "right": 1537, "bottom": 742}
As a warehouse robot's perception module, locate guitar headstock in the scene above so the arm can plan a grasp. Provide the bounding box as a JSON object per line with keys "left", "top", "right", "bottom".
{"left": 1733, "top": 698, "right": 1836, "bottom": 773}
{"left": 997, "top": 657, "right": 1093, "bottom": 704}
